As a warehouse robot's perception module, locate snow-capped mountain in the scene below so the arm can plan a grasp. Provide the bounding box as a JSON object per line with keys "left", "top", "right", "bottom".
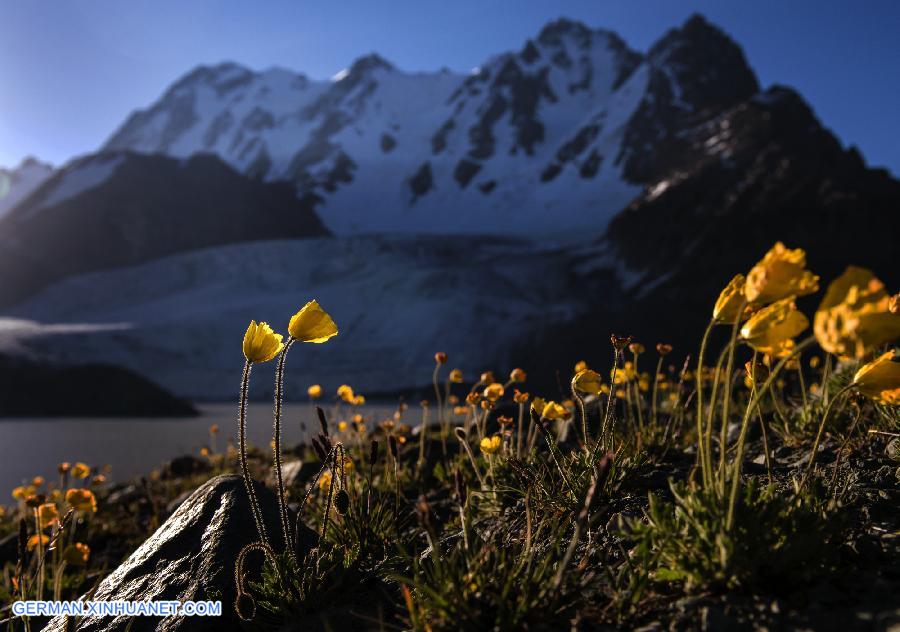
{"left": 1, "top": 14, "right": 897, "bottom": 401}
{"left": 103, "top": 16, "right": 755, "bottom": 236}
{"left": 0, "top": 158, "right": 53, "bottom": 219}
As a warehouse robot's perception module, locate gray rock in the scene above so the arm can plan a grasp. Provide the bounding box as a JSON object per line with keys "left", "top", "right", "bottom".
{"left": 44, "top": 474, "right": 315, "bottom": 632}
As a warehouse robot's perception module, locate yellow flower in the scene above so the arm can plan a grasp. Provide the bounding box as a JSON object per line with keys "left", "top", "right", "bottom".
{"left": 745, "top": 242, "right": 819, "bottom": 304}
{"left": 449, "top": 369, "right": 464, "bottom": 383}
{"left": 453, "top": 406, "right": 469, "bottom": 416}
{"left": 199, "top": 447, "right": 210, "bottom": 457}
{"left": 32, "top": 476, "right": 45, "bottom": 487}
{"left": 530, "top": 396, "right": 546, "bottom": 417}
{"left": 509, "top": 368, "right": 527, "bottom": 383}
{"left": 572, "top": 369, "right": 603, "bottom": 395}
{"left": 814, "top": 266, "right": 900, "bottom": 360}
{"left": 513, "top": 389, "right": 529, "bottom": 404}
{"left": 337, "top": 421, "right": 348, "bottom": 433}
{"left": 483, "top": 383, "right": 505, "bottom": 402}
{"left": 71, "top": 463, "right": 91, "bottom": 479}
{"left": 434, "top": 352, "right": 448, "bottom": 364}
{"left": 38, "top": 503, "right": 59, "bottom": 526}
{"left": 713, "top": 274, "right": 748, "bottom": 324}
{"left": 66, "top": 488, "right": 97, "bottom": 513}
{"left": 318, "top": 471, "right": 333, "bottom": 491}
{"left": 853, "top": 350, "right": 900, "bottom": 405}
{"left": 307, "top": 384, "right": 323, "bottom": 399}
{"left": 740, "top": 298, "right": 809, "bottom": 356}
{"left": 288, "top": 300, "right": 338, "bottom": 343}
{"left": 480, "top": 371, "right": 495, "bottom": 385}
{"left": 12, "top": 486, "right": 30, "bottom": 500}
{"left": 27, "top": 534, "right": 49, "bottom": 551}
{"left": 242, "top": 321, "right": 284, "bottom": 364}
{"left": 352, "top": 394, "right": 366, "bottom": 406}
{"left": 58, "top": 462, "right": 71, "bottom": 475}
{"left": 574, "top": 360, "right": 588, "bottom": 374}
{"left": 479, "top": 435, "right": 501, "bottom": 455}
{"left": 656, "top": 343, "right": 673, "bottom": 356}
{"left": 541, "top": 401, "right": 569, "bottom": 420}
{"left": 337, "top": 384, "right": 354, "bottom": 402}
{"left": 62, "top": 543, "right": 90, "bottom": 566}
{"left": 628, "top": 342, "right": 645, "bottom": 355}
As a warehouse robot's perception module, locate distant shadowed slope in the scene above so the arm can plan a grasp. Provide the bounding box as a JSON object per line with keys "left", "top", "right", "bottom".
{"left": 0, "top": 151, "right": 329, "bottom": 307}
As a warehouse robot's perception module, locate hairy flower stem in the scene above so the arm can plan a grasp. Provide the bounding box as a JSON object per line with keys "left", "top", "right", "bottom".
{"left": 534, "top": 414, "right": 577, "bottom": 498}
{"left": 716, "top": 304, "right": 746, "bottom": 489}
{"left": 801, "top": 382, "right": 855, "bottom": 493}
{"left": 272, "top": 338, "right": 296, "bottom": 557}
{"left": 238, "top": 361, "right": 268, "bottom": 545}
{"left": 455, "top": 430, "right": 486, "bottom": 489}
{"left": 695, "top": 319, "right": 716, "bottom": 487}
{"left": 651, "top": 356, "right": 664, "bottom": 429}
{"left": 432, "top": 362, "right": 446, "bottom": 456}
{"left": 516, "top": 402, "right": 525, "bottom": 458}
{"left": 598, "top": 348, "right": 621, "bottom": 455}
{"left": 571, "top": 383, "right": 589, "bottom": 453}
{"left": 829, "top": 405, "right": 862, "bottom": 497}
{"left": 726, "top": 336, "right": 815, "bottom": 530}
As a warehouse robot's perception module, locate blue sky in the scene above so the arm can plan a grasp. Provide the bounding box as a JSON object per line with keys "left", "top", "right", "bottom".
{"left": 1, "top": 0, "right": 898, "bottom": 174}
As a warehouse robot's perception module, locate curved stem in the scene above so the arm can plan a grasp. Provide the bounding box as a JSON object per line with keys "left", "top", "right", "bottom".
{"left": 238, "top": 361, "right": 268, "bottom": 545}
{"left": 571, "top": 382, "right": 588, "bottom": 452}
{"left": 651, "top": 356, "right": 664, "bottom": 430}
{"left": 800, "top": 382, "right": 855, "bottom": 493}
{"left": 726, "top": 336, "right": 816, "bottom": 530}
{"left": 273, "top": 338, "right": 296, "bottom": 557}
{"left": 695, "top": 319, "right": 715, "bottom": 487}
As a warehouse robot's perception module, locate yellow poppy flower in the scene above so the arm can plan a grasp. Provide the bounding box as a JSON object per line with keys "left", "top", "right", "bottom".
{"left": 479, "top": 435, "right": 502, "bottom": 455}
{"left": 853, "top": 350, "right": 900, "bottom": 405}
{"left": 352, "top": 394, "right": 366, "bottom": 406}
{"left": 513, "top": 389, "right": 529, "bottom": 404}
{"left": 572, "top": 369, "right": 603, "bottom": 395}
{"left": 12, "top": 486, "right": 30, "bottom": 500}
{"left": 337, "top": 384, "right": 354, "bottom": 402}
{"left": 541, "top": 401, "right": 569, "bottom": 420}
{"left": 337, "top": 421, "right": 348, "bottom": 432}
{"left": 745, "top": 242, "right": 819, "bottom": 304}
{"left": 814, "top": 266, "right": 900, "bottom": 360}
{"left": 32, "top": 476, "right": 44, "bottom": 487}
{"left": 27, "top": 534, "right": 50, "bottom": 551}
{"left": 713, "top": 274, "right": 747, "bottom": 324}
{"left": 71, "top": 463, "right": 91, "bottom": 479}
{"left": 741, "top": 299, "right": 809, "bottom": 356}
{"left": 530, "top": 397, "right": 547, "bottom": 417}
{"left": 483, "top": 383, "right": 505, "bottom": 402}
{"left": 318, "top": 471, "right": 333, "bottom": 491}
{"left": 480, "top": 371, "right": 495, "bottom": 385}
{"left": 449, "top": 369, "right": 464, "bottom": 383}
{"left": 38, "top": 503, "right": 59, "bottom": 526}
{"left": 62, "top": 543, "right": 90, "bottom": 566}
{"left": 509, "top": 368, "right": 527, "bottom": 383}
{"left": 308, "top": 384, "right": 323, "bottom": 399}
{"left": 574, "top": 360, "right": 588, "bottom": 374}
{"left": 66, "top": 488, "right": 97, "bottom": 513}
{"left": 288, "top": 300, "right": 338, "bottom": 343}
{"left": 242, "top": 321, "right": 284, "bottom": 364}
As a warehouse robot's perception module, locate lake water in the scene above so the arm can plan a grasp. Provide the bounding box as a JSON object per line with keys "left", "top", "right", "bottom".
{"left": 0, "top": 403, "right": 397, "bottom": 493}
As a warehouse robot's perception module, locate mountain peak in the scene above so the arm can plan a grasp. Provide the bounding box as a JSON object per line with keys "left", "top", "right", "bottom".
{"left": 647, "top": 12, "right": 758, "bottom": 111}
{"left": 537, "top": 17, "right": 593, "bottom": 44}
{"left": 347, "top": 53, "right": 394, "bottom": 76}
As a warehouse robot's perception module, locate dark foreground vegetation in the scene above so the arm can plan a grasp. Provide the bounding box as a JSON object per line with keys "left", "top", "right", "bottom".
{"left": 1, "top": 242, "right": 898, "bottom": 631}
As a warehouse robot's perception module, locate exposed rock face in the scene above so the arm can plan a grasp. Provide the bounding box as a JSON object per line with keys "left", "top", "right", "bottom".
{"left": 0, "top": 353, "right": 196, "bottom": 417}
{"left": 43, "top": 475, "right": 315, "bottom": 632}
